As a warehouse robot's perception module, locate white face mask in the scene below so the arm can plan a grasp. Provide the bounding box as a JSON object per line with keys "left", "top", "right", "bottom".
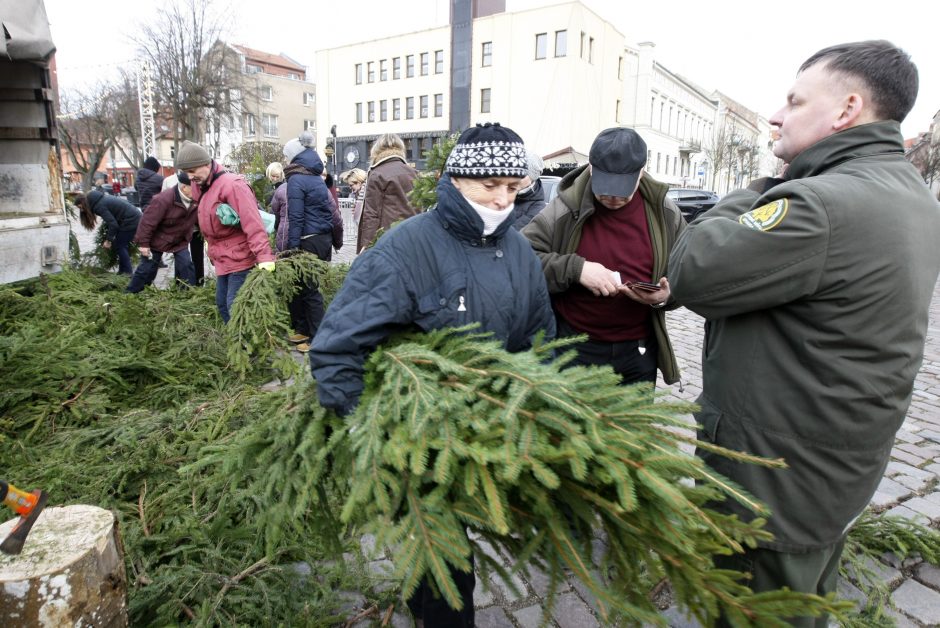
{"left": 465, "top": 197, "right": 514, "bottom": 236}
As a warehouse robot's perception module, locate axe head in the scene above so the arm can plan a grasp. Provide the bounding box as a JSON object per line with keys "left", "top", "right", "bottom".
{"left": 1, "top": 490, "right": 48, "bottom": 555}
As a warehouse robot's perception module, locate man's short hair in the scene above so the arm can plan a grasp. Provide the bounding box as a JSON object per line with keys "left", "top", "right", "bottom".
{"left": 800, "top": 40, "right": 918, "bottom": 123}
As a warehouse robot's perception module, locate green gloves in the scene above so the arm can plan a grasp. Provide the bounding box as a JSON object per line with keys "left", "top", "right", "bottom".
{"left": 258, "top": 262, "right": 275, "bottom": 272}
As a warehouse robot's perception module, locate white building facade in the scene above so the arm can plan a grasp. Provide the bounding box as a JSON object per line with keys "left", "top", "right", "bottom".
{"left": 314, "top": 0, "right": 774, "bottom": 190}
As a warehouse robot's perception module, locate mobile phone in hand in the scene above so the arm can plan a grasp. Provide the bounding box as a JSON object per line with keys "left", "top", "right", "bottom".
{"left": 629, "top": 281, "right": 661, "bottom": 292}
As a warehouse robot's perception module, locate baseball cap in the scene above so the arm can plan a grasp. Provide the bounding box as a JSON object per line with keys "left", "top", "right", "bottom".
{"left": 589, "top": 127, "right": 648, "bottom": 198}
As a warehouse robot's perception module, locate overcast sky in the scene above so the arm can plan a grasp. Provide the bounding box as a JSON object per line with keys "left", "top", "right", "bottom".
{"left": 45, "top": 0, "right": 938, "bottom": 138}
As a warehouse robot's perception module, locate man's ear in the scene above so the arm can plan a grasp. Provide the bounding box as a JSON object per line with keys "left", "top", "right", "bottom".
{"left": 833, "top": 93, "right": 868, "bottom": 130}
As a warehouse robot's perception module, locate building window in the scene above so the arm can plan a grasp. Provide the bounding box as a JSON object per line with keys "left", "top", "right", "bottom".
{"left": 434, "top": 93, "right": 443, "bottom": 117}
{"left": 303, "top": 92, "right": 314, "bottom": 106}
{"left": 659, "top": 102, "right": 665, "bottom": 130}
{"left": 618, "top": 56, "right": 623, "bottom": 80}
{"left": 287, "top": 72, "right": 299, "bottom": 80}
{"left": 380, "top": 100, "right": 387, "bottom": 121}
{"left": 420, "top": 52, "right": 429, "bottom": 76}
{"left": 420, "top": 95, "right": 428, "bottom": 118}
{"left": 355, "top": 63, "right": 362, "bottom": 84}
{"left": 245, "top": 114, "right": 256, "bottom": 136}
{"left": 393, "top": 57, "right": 401, "bottom": 79}
{"left": 393, "top": 98, "right": 401, "bottom": 120}
{"left": 580, "top": 31, "right": 586, "bottom": 58}
{"left": 535, "top": 33, "right": 547, "bottom": 60}
{"left": 262, "top": 113, "right": 278, "bottom": 137}
{"left": 367, "top": 62, "right": 374, "bottom": 83}
{"left": 481, "top": 41, "right": 492, "bottom": 67}
{"left": 247, "top": 64, "right": 261, "bottom": 74}
{"left": 588, "top": 37, "right": 594, "bottom": 63}
{"left": 380, "top": 59, "right": 387, "bottom": 81}
{"left": 355, "top": 102, "right": 362, "bottom": 123}
{"left": 406, "top": 55, "right": 415, "bottom": 77}
{"left": 650, "top": 96, "right": 655, "bottom": 126}
{"left": 406, "top": 96, "right": 414, "bottom": 119}
{"left": 615, "top": 99, "right": 621, "bottom": 123}
{"left": 368, "top": 101, "right": 375, "bottom": 122}
{"left": 303, "top": 121, "right": 316, "bottom": 141}
{"left": 435, "top": 50, "right": 444, "bottom": 74}
{"left": 481, "top": 88, "right": 491, "bottom": 113}
{"left": 647, "top": 149, "right": 652, "bottom": 166}
{"left": 555, "top": 30, "right": 567, "bottom": 56}
{"left": 261, "top": 85, "right": 273, "bottom": 101}
{"left": 656, "top": 152, "right": 661, "bottom": 173}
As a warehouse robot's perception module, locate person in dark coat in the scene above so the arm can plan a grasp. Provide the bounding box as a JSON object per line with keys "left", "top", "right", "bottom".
{"left": 284, "top": 132, "right": 335, "bottom": 347}
{"left": 126, "top": 172, "right": 199, "bottom": 292}
{"left": 137, "top": 156, "right": 164, "bottom": 211}
{"left": 510, "top": 150, "right": 547, "bottom": 230}
{"left": 76, "top": 189, "right": 142, "bottom": 274}
{"left": 311, "top": 123, "right": 556, "bottom": 628}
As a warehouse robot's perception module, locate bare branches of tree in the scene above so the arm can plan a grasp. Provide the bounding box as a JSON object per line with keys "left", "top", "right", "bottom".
{"left": 58, "top": 85, "right": 115, "bottom": 191}
{"left": 105, "top": 70, "right": 146, "bottom": 170}
{"left": 132, "top": 0, "right": 240, "bottom": 155}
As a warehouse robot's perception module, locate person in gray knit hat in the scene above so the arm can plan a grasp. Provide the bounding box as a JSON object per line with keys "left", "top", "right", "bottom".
{"left": 510, "top": 149, "right": 547, "bottom": 230}
{"left": 311, "top": 122, "right": 555, "bottom": 627}
{"left": 176, "top": 140, "right": 275, "bottom": 323}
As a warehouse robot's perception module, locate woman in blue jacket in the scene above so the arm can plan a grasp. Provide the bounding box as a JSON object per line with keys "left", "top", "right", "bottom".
{"left": 311, "top": 123, "right": 555, "bottom": 627}
{"left": 76, "top": 189, "right": 142, "bottom": 274}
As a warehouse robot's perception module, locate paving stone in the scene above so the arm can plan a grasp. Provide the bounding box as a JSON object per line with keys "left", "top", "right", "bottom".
{"left": 659, "top": 606, "right": 704, "bottom": 627}
{"left": 835, "top": 577, "right": 867, "bottom": 611}
{"left": 886, "top": 460, "right": 935, "bottom": 479}
{"left": 914, "top": 562, "right": 940, "bottom": 590}
{"left": 884, "top": 607, "right": 920, "bottom": 628}
{"left": 891, "top": 449, "right": 929, "bottom": 467}
{"left": 551, "top": 591, "right": 600, "bottom": 628}
{"left": 475, "top": 606, "right": 514, "bottom": 627}
{"left": 893, "top": 429, "right": 921, "bottom": 444}
{"left": 918, "top": 428, "right": 940, "bottom": 443}
{"left": 924, "top": 491, "right": 940, "bottom": 505}
{"left": 473, "top": 575, "right": 495, "bottom": 607}
{"left": 390, "top": 611, "right": 413, "bottom": 628}
{"left": 897, "top": 442, "right": 939, "bottom": 459}
{"left": 513, "top": 604, "right": 550, "bottom": 628}
{"left": 360, "top": 533, "right": 378, "bottom": 558}
{"left": 926, "top": 463, "right": 940, "bottom": 476}
{"left": 891, "top": 579, "right": 940, "bottom": 625}
{"left": 524, "top": 563, "right": 570, "bottom": 598}
{"left": 885, "top": 504, "right": 930, "bottom": 524}
{"left": 869, "top": 490, "right": 901, "bottom": 509}
{"left": 569, "top": 572, "right": 602, "bottom": 614}
{"left": 367, "top": 559, "right": 396, "bottom": 592}
{"left": 844, "top": 554, "right": 903, "bottom": 588}
{"left": 877, "top": 476, "right": 915, "bottom": 499}
{"left": 893, "top": 474, "right": 932, "bottom": 492}
{"left": 903, "top": 496, "right": 940, "bottom": 520}
{"left": 487, "top": 569, "right": 528, "bottom": 603}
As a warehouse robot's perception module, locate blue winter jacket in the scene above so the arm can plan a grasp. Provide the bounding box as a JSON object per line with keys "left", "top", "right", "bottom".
{"left": 286, "top": 148, "right": 332, "bottom": 248}
{"left": 310, "top": 174, "right": 557, "bottom": 414}
{"left": 87, "top": 190, "right": 141, "bottom": 241}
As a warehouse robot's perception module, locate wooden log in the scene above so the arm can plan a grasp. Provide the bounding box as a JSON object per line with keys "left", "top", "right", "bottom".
{"left": 0, "top": 505, "right": 127, "bottom": 627}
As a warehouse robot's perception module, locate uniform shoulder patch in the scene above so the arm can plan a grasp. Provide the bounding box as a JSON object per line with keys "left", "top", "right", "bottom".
{"left": 739, "top": 198, "right": 789, "bottom": 231}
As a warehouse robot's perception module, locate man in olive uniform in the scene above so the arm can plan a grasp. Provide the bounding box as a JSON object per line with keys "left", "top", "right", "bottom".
{"left": 669, "top": 40, "right": 940, "bottom": 626}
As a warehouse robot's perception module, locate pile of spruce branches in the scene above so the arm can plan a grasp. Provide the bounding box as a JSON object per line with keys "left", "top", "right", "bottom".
{"left": 2, "top": 255, "right": 939, "bottom": 627}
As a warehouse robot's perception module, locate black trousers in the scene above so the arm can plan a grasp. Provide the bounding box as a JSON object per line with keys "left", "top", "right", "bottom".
{"left": 290, "top": 233, "right": 332, "bottom": 337}
{"left": 406, "top": 553, "right": 475, "bottom": 627}
{"left": 556, "top": 316, "right": 658, "bottom": 386}
{"left": 190, "top": 231, "right": 205, "bottom": 285}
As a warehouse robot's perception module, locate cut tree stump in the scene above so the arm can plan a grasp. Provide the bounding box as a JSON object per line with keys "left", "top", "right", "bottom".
{"left": 0, "top": 505, "right": 127, "bottom": 627}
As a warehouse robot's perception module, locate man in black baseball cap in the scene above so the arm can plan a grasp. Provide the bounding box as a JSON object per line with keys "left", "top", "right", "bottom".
{"left": 523, "top": 126, "right": 685, "bottom": 388}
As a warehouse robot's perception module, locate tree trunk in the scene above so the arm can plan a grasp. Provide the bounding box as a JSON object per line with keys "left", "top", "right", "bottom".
{"left": 0, "top": 505, "right": 127, "bottom": 627}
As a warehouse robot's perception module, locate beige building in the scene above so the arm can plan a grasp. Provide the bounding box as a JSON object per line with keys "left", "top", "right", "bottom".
{"left": 206, "top": 44, "right": 318, "bottom": 166}
{"left": 314, "top": 0, "right": 773, "bottom": 189}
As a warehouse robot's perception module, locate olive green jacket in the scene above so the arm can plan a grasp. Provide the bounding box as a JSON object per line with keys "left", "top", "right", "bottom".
{"left": 669, "top": 121, "right": 940, "bottom": 551}
{"left": 522, "top": 165, "right": 685, "bottom": 384}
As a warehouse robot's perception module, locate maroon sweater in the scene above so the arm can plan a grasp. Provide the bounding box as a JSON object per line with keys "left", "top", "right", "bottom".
{"left": 553, "top": 194, "right": 654, "bottom": 341}
{"left": 133, "top": 186, "right": 198, "bottom": 253}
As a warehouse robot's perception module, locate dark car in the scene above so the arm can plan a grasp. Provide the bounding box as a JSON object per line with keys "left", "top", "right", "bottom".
{"left": 666, "top": 188, "right": 720, "bottom": 222}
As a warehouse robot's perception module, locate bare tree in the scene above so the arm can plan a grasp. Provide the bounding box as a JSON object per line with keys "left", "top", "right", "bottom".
{"left": 133, "top": 0, "right": 240, "bottom": 155}
{"left": 702, "top": 122, "right": 731, "bottom": 192}
{"left": 104, "top": 70, "right": 145, "bottom": 170}
{"left": 58, "top": 85, "right": 115, "bottom": 192}
{"left": 920, "top": 140, "right": 940, "bottom": 189}
{"left": 226, "top": 141, "right": 283, "bottom": 175}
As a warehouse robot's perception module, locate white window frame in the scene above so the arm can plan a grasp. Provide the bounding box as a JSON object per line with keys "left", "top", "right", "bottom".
{"left": 261, "top": 85, "right": 273, "bottom": 101}
{"left": 262, "top": 113, "right": 278, "bottom": 138}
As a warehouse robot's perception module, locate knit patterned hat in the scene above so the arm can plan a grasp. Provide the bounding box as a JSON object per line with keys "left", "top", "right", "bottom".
{"left": 445, "top": 122, "right": 527, "bottom": 179}
{"left": 174, "top": 141, "right": 211, "bottom": 170}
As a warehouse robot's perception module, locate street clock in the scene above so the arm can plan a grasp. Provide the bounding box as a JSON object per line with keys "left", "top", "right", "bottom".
{"left": 345, "top": 146, "right": 360, "bottom": 165}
